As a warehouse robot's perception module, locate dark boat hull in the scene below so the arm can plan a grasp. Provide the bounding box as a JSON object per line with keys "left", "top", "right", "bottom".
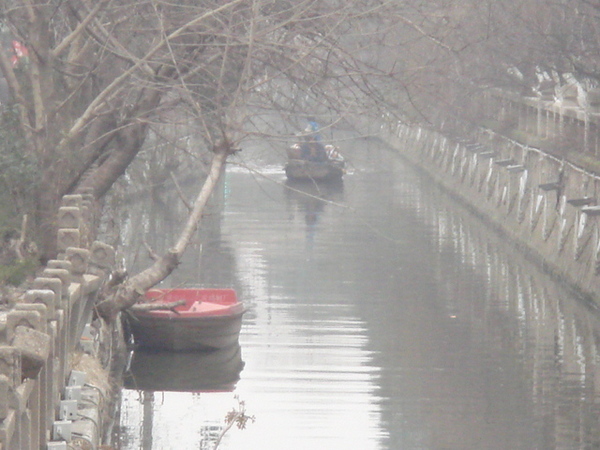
{"left": 128, "top": 288, "right": 245, "bottom": 351}
{"left": 129, "top": 310, "right": 244, "bottom": 351}
{"left": 285, "top": 159, "right": 345, "bottom": 181}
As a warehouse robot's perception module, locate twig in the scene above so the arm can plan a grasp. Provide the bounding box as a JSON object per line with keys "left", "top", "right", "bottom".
{"left": 142, "top": 240, "right": 160, "bottom": 261}
{"left": 169, "top": 171, "right": 193, "bottom": 211}
{"left": 15, "top": 214, "right": 27, "bottom": 260}
{"left": 106, "top": 268, "right": 128, "bottom": 290}
{"left": 213, "top": 396, "right": 254, "bottom": 449}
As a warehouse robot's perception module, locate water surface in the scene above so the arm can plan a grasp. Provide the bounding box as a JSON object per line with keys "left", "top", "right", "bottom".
{"left": 116, "top": 136, "right": 600, "bottom": 449}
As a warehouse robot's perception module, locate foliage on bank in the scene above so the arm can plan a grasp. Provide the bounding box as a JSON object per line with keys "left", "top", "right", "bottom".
{"left": 0, "top": 106, "right": 40, "bottom": 285}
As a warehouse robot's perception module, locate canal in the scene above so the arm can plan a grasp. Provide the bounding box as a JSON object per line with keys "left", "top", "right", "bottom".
{"left": 114, "top": 134, "right": 600, "bottom": 449}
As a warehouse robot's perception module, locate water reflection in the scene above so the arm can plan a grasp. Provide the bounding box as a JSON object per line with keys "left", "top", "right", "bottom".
{"left": 284, "top": 178, "right": 344, "bottom": 251}
{"left": 357, "top": 144, "right": 600, "bottom": 449}
{"left": 124, "top": 345, "right": 244, "bottom": 393}
{"left": 119, "top": 388, "right": 234, "bottom": 450}
{"left": 232, "top": 299, "right": 384, "bottom": 449}
{"left": 120, "top": 346, "right": 244, "bottom": 450}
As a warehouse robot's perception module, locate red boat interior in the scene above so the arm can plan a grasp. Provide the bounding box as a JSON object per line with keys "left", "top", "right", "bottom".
{"left": 144, "top": 288, "right": 241, "bottom": 317}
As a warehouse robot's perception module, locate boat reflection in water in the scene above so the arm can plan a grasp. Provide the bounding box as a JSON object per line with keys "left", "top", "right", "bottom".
{"left": 284, "top": 178, "right": 344, "bottom": 250}
{"left": 284, "top": 177, "right": 344, "bottom": 202}
{"left": 119, "top": 345, "right": 244, "bottom": 449}
{"left": 124, "top": 343, "right": 244, "bottom": 392}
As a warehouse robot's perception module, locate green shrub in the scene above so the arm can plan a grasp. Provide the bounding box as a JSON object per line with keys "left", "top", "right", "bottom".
{"left": 0, "top": 257, "right": 37, "bottom": 286}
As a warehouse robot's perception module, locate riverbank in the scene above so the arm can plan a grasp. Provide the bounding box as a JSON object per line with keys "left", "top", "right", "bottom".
{"left": 0, "top": 193, "right": 120, "bottom": 450}
{"left": 379, "top": 120, "right": 600, "bottom": 309}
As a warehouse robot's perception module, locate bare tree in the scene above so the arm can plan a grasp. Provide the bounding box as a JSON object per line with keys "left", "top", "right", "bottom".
{"left": 8, "top": 0, "right": 595, "bottom": 313}
{"left": 1, "top": 0, "right": 430, "bottom": 315}
{"left": 403, "top": 0, "right": 600, "bottom": 130}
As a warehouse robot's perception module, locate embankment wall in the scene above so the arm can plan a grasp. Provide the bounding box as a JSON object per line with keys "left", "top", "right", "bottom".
{"left": 1, "top": 192, "right": 116, "bottom": 450}
{"left": 380, "top": 122, "right": 600, "bottom": 307}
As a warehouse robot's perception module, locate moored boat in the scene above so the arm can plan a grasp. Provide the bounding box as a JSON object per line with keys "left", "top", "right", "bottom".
{"left": 285, "top": 158, "right": 345, "bottom": 181}
{"left": 285, "top": 143, "right": 345, "bottom": 181}
{"left": 128, "top": 288, "right": 245, "bottom": 351}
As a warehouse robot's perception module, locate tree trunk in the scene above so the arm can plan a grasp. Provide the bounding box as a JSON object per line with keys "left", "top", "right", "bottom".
{"left": 75, "top": 72, "right": 171, "bottom": 198}
{"left": 95, "top": 148, "right": 230, "bottom": 321}
{"left": 36, "top": 167, "right": 64, "bottom": 263}
{"left": 76, "top": 121, "right": 148, "bottom": 198}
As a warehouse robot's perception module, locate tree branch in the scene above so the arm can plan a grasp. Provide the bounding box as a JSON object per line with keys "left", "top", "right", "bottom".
{"left": 169, "top": 171, "right": 193, "bottom": 212}
{"left": 129, "top": 300, "right": 185, "bottom": 312}
{"left": 0, "top": 47, "right": 33, "bottom": 143}
{"left": 53, "top": 0, "right": 111, "bottom": 58}
{"left": 62, "top": 0, "right": 246, "bottom": 147}
{"left": 95, "top": 147, "right": 231, "bottom": 321}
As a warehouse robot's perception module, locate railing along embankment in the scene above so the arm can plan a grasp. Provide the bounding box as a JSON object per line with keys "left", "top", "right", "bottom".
{"left": 380, "top": 120, "right": 600, "bottom": 307}
{"left": 1, "top": 192, "right": 117, "bottom": 449}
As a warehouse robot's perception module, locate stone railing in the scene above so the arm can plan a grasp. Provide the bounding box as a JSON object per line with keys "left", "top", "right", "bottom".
{"left": 0, "top": 193, "right": 116, "bottom": 450}
{"left": 483, "top": 89, "right": 600, "bottom": 157}
{"left": 380, "top": 120, "right": 600, "bottom": 306}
